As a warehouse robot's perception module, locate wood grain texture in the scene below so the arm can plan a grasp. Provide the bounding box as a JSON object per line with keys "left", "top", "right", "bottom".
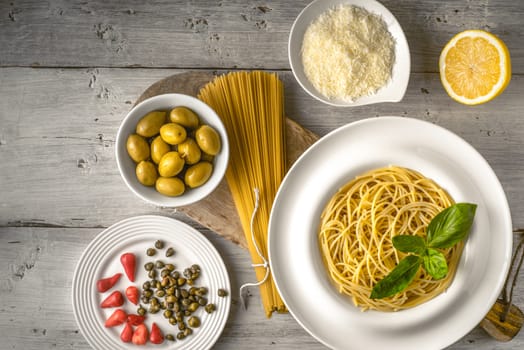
{"left": 1, "top": 1, "right": 523, "bottom": 73}
{"left": 1, "top": 0, "right": 524, "bottom": 349}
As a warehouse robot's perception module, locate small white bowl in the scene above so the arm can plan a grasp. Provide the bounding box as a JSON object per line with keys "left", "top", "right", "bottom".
{"left": 115, "top": 93, "right": 229, "bottom": 207}
{"left": 289, "top": 0, "right": 411, "bottom": 107}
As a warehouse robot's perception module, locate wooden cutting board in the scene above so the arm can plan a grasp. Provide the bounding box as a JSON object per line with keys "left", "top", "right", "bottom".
{"left": 135, "top": 71, "right": 319, "bottom": 249}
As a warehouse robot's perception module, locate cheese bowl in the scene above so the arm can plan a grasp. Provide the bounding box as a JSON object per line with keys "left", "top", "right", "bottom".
{"left": 288, "top": 0, "right": 411, "bottom": 107}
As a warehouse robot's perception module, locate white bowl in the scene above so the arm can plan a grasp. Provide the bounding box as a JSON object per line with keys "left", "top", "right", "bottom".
{"left": 289, "top": 0, "right": 411, "bottom": 107}
{"left": 115, "top": 93, "right": 229, "bottom": 207}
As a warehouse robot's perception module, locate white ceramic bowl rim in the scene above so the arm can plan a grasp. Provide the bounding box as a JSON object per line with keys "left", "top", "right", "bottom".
{"left": 115, "top": 93, "right": 229, "bottom": 207}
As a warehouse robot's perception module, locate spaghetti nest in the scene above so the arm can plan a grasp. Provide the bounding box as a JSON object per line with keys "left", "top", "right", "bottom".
{"left": 319, "top": 166, "right": 462, "bottom": 311}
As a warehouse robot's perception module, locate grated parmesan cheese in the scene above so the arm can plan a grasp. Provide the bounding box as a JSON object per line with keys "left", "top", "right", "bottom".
{"left": 301, "top": 5, "right": 396, "bottom": 102}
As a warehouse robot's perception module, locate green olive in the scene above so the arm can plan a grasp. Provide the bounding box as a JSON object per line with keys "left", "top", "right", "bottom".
{"left": 150, "top": 136, "right": 171, "bottom": 164}
{"left": 126, "top": 134, "right": 150, "bottom": 163}
{"left": 195, "top": 125, "right": 221, "bottom": 156}
{"left": 136, "top": 110, "right": 167, "bottom": 137}
{"left": 160, "top": 123, "right": 187, "bottom": 145}
{"left": 156, "top": 177, "right": 185, "bottom": 197}
{"left": 169, "top": 107, "right": 200, "bottom": 129}
{"left": 200, "top": 152, "right": 215, "bottom": 163}
{"left": 135, "top": 161, "right": 158, "bottom": 186}
{"left": 178, "top": 138, "right": 202, "bottom": 165}
{"left": 184, "top": 161, "right": 213, "bottom": 189}
{"left": 158, "top": 151, "right": 185, "bottom": 177}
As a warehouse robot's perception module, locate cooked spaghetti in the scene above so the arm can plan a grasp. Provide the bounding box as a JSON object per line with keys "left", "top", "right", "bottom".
{"left": 319, "top": 166, "right": 462, "bottom": 311}
{"left": 198, "top": 71, "right": 287, "bottom": 317}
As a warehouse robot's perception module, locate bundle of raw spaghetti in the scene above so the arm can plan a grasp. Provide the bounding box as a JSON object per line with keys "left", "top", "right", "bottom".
{"left": 198, "top": 71, "right": 287, "bottom": 316}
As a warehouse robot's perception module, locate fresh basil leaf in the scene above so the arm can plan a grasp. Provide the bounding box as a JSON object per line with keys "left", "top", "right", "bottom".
{"left": 423, "top": 248, "right": 448, "bottom": 279}
{"left": 370, "top": 255, "right": 422, "bottom": 299}
{"left": 426, "top": 203, "right": 477, "bottom": 249}
{"left": 392, "top": 235, "right": 427, "bottom": 255}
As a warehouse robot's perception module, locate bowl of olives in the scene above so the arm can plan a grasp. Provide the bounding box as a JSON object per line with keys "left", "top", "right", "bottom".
{"left": 116, "top": 93, "right": 229, "bottom": 207}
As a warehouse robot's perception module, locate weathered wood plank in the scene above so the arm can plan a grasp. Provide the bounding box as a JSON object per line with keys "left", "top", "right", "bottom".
{"left": 1, "top": 68, "right": 523, "bottom": 232}
{"left": 0, "top": 1, "right": 523, "bottom": 73}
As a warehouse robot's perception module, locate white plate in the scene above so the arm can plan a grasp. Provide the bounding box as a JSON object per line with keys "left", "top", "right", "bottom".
{"left": 268, "top": 117, "right": 512, "bottom": 350}
{"left": 288, "top": 0, "right": 410, "bottom": 106}
{"left": 72, "top": 215, "right": 231, "bottom": 350}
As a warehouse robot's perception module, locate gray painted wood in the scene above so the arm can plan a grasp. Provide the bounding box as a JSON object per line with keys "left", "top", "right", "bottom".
{"left": 0, "top": 0, "right": 523, "bottom": 349}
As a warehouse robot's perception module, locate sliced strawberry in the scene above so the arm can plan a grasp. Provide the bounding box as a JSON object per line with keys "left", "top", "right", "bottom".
{"left": 127, "top": 314, "right": 146, "bottom": 326}
{"left": 96, "top": 273, "right": 122, "bottom": 293}
{"left": 125, "top": 285, "right": 139, "bottom": 305}
{"left": 149, "top": 322, "right": 164, "bottom": 344}
{"left": 104, "top": 309, "right": 126, "bottom": 328}
{"left": 132, "top": 323, "right": 148, "bottom": 345}
{"left": 120, "top": 253, "right": 136, "bottom": 282}
{"left": 100, "top": 290, "right": 124, "bottom": 308}
{"left": 120, "top": 322, "right": 133, "bottom": 343}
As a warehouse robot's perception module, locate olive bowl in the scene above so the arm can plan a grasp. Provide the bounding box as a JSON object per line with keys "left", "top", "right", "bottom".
{"left": 115, "top": 93, "right": 229, "bottom": 207}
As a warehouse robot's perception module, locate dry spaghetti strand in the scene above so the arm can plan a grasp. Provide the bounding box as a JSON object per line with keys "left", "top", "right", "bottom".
{"left": 319, "top": 166, "right": 462, "bottom": 311}
{"left": 199, "top": 71, "right": 287, "bottom": 317}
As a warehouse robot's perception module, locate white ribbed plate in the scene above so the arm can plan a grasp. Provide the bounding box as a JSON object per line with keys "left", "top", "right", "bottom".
{"left": 72, "top": 215, "right": 231, "bottom": 350}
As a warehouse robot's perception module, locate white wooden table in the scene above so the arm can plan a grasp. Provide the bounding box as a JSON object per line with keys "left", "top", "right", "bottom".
{"left": 0, "top": 1, "right": 523, "bottom": 349}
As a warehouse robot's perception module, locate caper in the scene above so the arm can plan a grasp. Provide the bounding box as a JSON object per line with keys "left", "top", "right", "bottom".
{"left": 161, "top": 269, "right": 170, "bottom": 278}
{"left": 163, "top": 309, "right": 173, "bottom": 318}
{"left": 177, "top": 277, "right": 187, "bottom": 286}
{"left": 165, "top": 263, "right": 175, "bottom": 271}
{"left": 146, "top": 247, "right": 157, "bottom": 256}
{"left": 166, "top": 290, "right": 176, "bottom": 299}
{"left": 173, "top": 302, "right": 181, "bottom": 312}
{"left": 198, "top": 287, "right": 208, "bottom": 295}
{"left": 137, "top": 306, "right": 146, "bottom": 316}
{"left": 188, "top": 316, "right": 201, "bottom": 328}
{"left": 182, "top": 298, "right": 191, "bottom": 307}
{"left": 156, "top": 289, "right": 166, "bottom": 298}
{"left": 188, "top": 302, "right": 200, "bottom": 313}
{"left": 149, "top": 305, "right": 160, "bottom": 314}
{"left": 169, "top": 317, "right": 177, "bottom": 325}
{"left": 148, "top": 269, "right": 157, "bottom": 279}
{"left": 166, "top": 247, "right": 175, "bottom": 257}
{"left": 141, "top": 296, "right": 150, "bottom": 304}
{"left": 150, "top": 297, "right": 159, "bottom": 306}
{"left": 178, "top": 322, "right": 186, "bottom": 331}
{"left": 155, "top": 240, "right": 165, "bottom": 249}
{"left": 191, "top": 264, "right": 201, "bottom": 272}
{"left": 155, "top": 260, "right": 165, "bottom": 269}
{"left": 205, "top": 303, "right": 216, "bottom": 313}
{"left": 183, "top": 327, "right": 193, "bottom": 337}
{"left": 166, "top": 333, "right": 175, "bottom": 341}
{"left": 176, "top": 332, "right": 185, "bottom": 340}
{"left": 180, "top": 289, "right": 189, "bottom": 299}
{"left": 155, "top": 280, "right": 162, "bottom": 289}
{"left": 198, "top": 297, "right": 208, "bottom": 306}
{"left": 189, "top": 287, "right": 197, "bottom": 295}
{"left": 183, "top": 268, "right": 192, "bottom": 278}
{"left": 218, "top": 288, "right": 228, "bottom": 297}
{"left": 191, "top": 272, "right": 200, "bottom": 280}
{"left": 143, "top": 289, "right": 153, "bottom": 298}
{"left": 160, "top": 301, "right": 167, "bottom": 309}
{"left": 142, "top": 281, "right": 151, "bottom": 289}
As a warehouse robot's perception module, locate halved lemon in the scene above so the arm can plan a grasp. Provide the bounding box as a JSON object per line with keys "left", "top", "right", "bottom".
{"left": 439, "top": 30, "right": 511, "bottom": 105}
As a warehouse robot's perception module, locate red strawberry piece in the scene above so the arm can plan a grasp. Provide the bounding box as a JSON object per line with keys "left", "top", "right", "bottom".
{"left": 120, "top": 253, "right": 136, "bottom": 282}
{"left": 100, "top": 290, "right": 124, "bottom": 308}
{"left": 104, "top": 309, "right": 126, "bottom": 328}
{"left": 120, "top": 322, "right": 133, "bottom": 343}
{"left": 132, "top": 324, "right": 148, "bottom": 345}
{"left": 125, "top": 285, "right": 139, "bottom": 305}
{"left": 96, "top": 273, "right": 122, "bottom": 293}
{"left": 127, "top": 314, "right": 146, "bottom": 326}
{"left": 149, "top": 322, "right": 164, "bottom": 344}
